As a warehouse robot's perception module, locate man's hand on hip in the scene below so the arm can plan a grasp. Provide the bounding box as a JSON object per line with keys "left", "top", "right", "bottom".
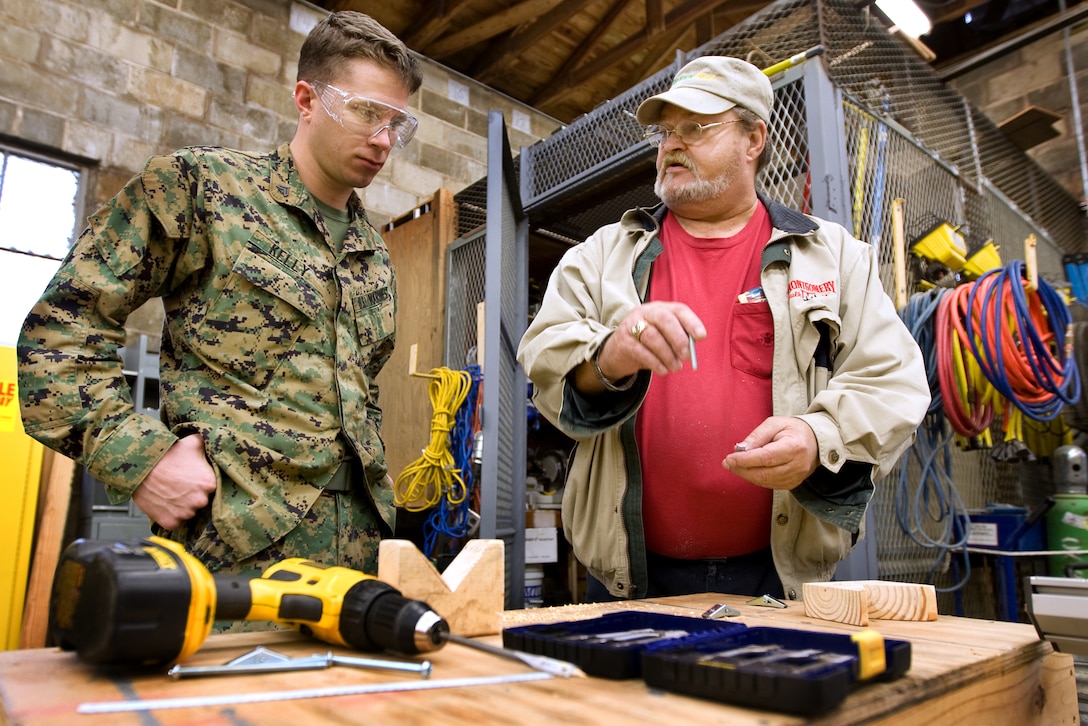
{"left": 132, "top": 433, "right": 217, "bottom": 530}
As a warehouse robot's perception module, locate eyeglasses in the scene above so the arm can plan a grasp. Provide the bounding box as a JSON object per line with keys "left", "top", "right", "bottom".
{"left": 642, "top": 119, "right": 740, "bottom": 147}
{"left": 309, "top": 81, "right": 418, "bottom": 148}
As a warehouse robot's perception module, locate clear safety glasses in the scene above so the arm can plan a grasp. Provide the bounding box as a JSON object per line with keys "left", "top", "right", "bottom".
{"left": 310, "top": 81, "right": 419, "bottom": 149}
{"left": 642, "top": 118, "right": 740, "bottom": 147}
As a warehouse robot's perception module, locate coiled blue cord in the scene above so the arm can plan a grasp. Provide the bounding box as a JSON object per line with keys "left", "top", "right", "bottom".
{"left": 966, "top": 261, "right": 1080, "bottom": 421}
{"left": 897, "top": 290, "right": 972, "bottom": 592}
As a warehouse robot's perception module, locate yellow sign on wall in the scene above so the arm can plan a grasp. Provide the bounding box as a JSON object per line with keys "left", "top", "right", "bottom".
{"left": 0, "top": 373, "right": 18, "bottom": 433}
{"left": 0, "top": 346, "right": 43, "bottom": 650}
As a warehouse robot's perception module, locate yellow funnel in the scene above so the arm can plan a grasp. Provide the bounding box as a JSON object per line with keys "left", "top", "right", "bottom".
{"left": 962, "top": 240, "right": 1002, "bottom": 280}
{"left": 911, "top": 222, "right": 967, "bottom": 271}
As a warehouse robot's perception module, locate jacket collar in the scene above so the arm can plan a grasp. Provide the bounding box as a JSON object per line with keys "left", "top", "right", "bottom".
{"left": 626, "top": 190, "right": 818, "bottom": 236}
{"left": 758, "top": 190, "right": 818, "bottom": 235}
{"left": 270, "top": 143, "right": 306, "bottom": 206}
{"left": 757, "top": 190, "right": 818, "bottom": 269}
{"left": 269, "top": 143, "right": 366, "bottom": 218}
{"left": 625, "top": 191, "right": 819, "bottom": 272}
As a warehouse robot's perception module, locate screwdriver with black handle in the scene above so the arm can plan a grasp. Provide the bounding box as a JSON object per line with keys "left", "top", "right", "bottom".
{"left": 49, "top": 536, "right": 449, "bottom": 667}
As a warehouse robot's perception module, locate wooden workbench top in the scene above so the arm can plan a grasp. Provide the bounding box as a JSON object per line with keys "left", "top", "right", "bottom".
{"left": 0, "top": 592, "right": 1078, "bottom": 725}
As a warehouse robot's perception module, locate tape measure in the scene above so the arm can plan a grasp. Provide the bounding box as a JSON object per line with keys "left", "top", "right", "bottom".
{"left": 78, "top": 672, "right": 553, "bottom": 714}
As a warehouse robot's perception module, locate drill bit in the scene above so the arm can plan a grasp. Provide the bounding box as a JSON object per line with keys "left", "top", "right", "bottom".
{"left": 442, "top": 632, "right": 586, "bottom": 678}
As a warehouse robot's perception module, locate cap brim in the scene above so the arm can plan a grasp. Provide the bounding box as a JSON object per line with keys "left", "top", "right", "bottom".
{"left": 636, "top": 88, "right": 738, "bottom": 124}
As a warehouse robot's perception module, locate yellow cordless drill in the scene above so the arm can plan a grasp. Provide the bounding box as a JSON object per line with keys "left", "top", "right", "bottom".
{"left": 48, "top": 536, "right": 449, "bottom": 667}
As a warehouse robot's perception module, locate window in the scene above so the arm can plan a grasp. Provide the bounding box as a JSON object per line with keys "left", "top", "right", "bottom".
{"left": 0, "top": 146, "right": 81, "bottom": 259}
{"left": 0, "top": 145, "right": 85, "bottom": 346}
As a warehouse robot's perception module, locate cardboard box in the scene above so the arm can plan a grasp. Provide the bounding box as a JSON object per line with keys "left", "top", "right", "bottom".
{"left": 526, "top": 508, "right": 560, "bottom": 529}
{"left": 525, "top": 527, "right": 558, "bottom": 563}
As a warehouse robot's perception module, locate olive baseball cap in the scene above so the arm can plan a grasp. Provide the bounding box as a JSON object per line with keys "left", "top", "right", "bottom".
{"left": 636, "top": 56, "right": 773, "bottom": 125}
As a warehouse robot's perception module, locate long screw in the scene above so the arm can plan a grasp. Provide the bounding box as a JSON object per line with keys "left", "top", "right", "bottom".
{"left": 168, "top": 651, "right": 432, "bottom": 680}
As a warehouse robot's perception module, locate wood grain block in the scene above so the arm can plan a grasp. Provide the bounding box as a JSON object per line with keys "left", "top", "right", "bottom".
{"left": 804, "top": 582, "right": 871, "bottom": 626}
{"left": 378, "top": 539, "right": 505, "bottom": 636}
{"left": 804, "top": 580, "right": 939, "bottom": 626}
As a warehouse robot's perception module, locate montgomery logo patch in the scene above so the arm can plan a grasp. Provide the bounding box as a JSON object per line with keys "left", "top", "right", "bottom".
{"left": 788, "top": 279, "right": 836, "bottom": 300}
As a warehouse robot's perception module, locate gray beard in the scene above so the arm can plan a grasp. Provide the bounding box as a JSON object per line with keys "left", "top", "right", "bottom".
{"left": 654, "top": 169, "right": 730, "bottom": 207}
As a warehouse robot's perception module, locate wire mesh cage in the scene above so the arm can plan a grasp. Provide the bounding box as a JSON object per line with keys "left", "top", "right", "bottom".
{"left": 446, "top": 231, "right": 487, "bottom": 370}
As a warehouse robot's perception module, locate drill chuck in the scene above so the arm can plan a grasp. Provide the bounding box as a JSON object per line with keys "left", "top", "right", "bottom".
{"left": 336, "top": 580, "right": 449, "bottom": 654}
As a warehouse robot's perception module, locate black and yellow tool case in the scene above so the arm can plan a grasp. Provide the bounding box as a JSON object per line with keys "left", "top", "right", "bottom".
{"left": 503, "top": 610, "right": 743, "bottom": 679}
{"left": 502, "top": 610, "right": 912, "bottom": 716}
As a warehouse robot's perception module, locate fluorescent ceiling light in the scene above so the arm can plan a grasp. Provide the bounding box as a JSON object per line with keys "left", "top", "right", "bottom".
{"left": 875, "top": 0, "right": 933, "bottom": 38}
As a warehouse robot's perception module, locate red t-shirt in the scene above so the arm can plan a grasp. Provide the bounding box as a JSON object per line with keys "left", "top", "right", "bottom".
{"left": 637, "top": 205, "right": 775, "bottom": 559}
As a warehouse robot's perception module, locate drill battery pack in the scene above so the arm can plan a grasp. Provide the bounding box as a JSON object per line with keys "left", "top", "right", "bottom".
{"left": 503, "top": 611, "right": 911, "bottom": 716}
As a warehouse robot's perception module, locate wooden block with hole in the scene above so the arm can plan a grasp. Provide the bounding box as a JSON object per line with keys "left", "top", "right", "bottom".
{"left": 803, "top": 580, "right": 938, "bottom": 626}
{"left": 378, "top": 539, "right": 504, "bottom": 637}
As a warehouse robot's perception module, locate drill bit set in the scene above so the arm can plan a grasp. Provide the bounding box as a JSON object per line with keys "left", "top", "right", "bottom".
{"left": 502, "top": 609, "right": 911, "bottom": 716}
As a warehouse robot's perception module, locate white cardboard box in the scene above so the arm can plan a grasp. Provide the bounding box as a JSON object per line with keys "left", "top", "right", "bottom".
{"left": 525, "top": 527, "right": 558, "bottom": 563}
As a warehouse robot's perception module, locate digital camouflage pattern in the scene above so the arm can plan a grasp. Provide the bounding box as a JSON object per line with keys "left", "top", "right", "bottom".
{"left": 190, "top": 489, "right": 384, "bottom": 633}
{"left": 18, "top": 143, "right": 397, "bottom": 563}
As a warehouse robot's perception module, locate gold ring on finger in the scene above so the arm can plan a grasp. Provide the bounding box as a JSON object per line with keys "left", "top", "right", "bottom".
{"left": 630, "top": 319, "right": 647, "bottom": 341}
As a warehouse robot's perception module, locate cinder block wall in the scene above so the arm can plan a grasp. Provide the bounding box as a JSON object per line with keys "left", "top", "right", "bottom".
{"left": 0, "top": 0, "right": 558, "bottom": 228}
{"left": 950, "top": 23, "right": 1088, "bottom": 205}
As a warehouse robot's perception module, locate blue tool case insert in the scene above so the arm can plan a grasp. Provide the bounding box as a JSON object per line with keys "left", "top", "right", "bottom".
{"left": 640, "top": 625, "right": 912, "bottom": 716}
{"left": 502, "top": 610, "right": 746, "bottom": 679}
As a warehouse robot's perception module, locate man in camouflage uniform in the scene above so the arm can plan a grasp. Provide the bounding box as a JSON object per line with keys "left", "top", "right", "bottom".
{"left": 17, "top": 12, "right": 421, "bottom": 588}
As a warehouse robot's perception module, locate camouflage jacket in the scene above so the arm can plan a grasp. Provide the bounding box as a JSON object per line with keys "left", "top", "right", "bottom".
{"left": 18, "top": 143, "right": 397, "bottom": 560}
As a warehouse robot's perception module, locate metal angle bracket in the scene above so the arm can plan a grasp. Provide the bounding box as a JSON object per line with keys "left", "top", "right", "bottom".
{"left": 746, "top": 594, "right": 788, "bottom": 608}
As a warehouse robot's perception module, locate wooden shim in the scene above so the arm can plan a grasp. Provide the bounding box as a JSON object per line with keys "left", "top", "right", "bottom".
{"left": 378, "top": 539, "right": 504, "bottom": 637}
{"left": 19, "top": 451, "right": 75, "bottom": 648}
{"left": 804, "top": 580, "right": 939, "bottom": 626}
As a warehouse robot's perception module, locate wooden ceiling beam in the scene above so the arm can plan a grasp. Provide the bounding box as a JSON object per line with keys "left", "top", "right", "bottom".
{"left": 632, "top": 22, "right": 691, "bottom": 82}
{"left": 647, "top": 0, "right": 665, "bottom": 33}
{"left": 402, "top": 0, "right": 476, "bottom": 51}
{"left": 534, "top": 0, "right": 728, "bottom": 106}
{"left": 567, "top": 0, "right": 728, "bottom": 86}
{"left": 424, "top": 0, "right": 567, "bottom": 59}
{"left": 538, "top": 18, "right": 690, "bottom": 111}
{"left": 529, "top": 0, "right": 634, "bottom": 107}
{"left": 473, "top": 0, "right": 589, "bottom": 85}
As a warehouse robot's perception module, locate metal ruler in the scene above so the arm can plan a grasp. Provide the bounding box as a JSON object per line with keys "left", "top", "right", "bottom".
{"left": 78, "top": 671, "right": 553, "bottom": 714}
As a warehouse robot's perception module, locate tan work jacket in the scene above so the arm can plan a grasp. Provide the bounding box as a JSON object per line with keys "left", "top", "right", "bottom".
{"left": 517, "top": 197, "right": 930, "bottom": 600}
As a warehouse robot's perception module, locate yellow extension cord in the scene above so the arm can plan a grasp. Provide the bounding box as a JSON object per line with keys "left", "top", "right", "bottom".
{"left": 394, "top": 367, "right": 474, "bottom": 512}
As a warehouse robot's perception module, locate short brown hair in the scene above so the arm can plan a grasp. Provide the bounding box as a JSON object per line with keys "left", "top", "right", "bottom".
{"left": 298, "top": 11, "right": 422, "bottom": 95}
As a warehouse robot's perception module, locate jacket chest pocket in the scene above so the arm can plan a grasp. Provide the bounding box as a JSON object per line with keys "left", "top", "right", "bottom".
{"left": 351, "top": 285, "right": 395, "bottom": 347}
{"left": 198, "top": 239, "right": 322, "bottom": 389}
